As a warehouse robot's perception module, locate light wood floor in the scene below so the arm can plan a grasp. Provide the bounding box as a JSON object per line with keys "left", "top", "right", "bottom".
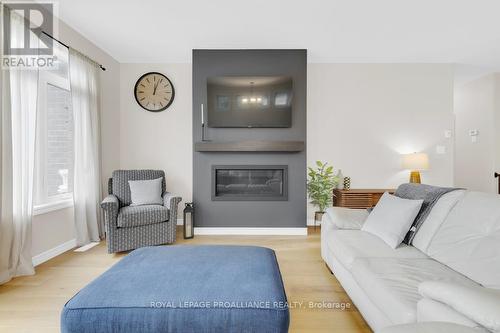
{"left": 0, "top": 227, "right": 371, "bottom": 333}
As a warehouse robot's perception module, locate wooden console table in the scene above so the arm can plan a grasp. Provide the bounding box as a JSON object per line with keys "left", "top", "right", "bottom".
{"left": 333, "top": 189, "right": 395, "bottom": 209}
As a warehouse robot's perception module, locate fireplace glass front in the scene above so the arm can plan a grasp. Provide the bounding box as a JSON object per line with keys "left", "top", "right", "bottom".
{"left": 212, "top": 165, "right": 288, "bottom": 201}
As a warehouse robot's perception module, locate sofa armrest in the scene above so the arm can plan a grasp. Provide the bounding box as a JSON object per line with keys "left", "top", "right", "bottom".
{"left": 324, "top": 207, "right": 369, "bottom": 230}
{"left": 419, "top": 281, "right": 500, "bottom": 332}
{"left": 101, "top": 194, "right": 119, "bottom": 227}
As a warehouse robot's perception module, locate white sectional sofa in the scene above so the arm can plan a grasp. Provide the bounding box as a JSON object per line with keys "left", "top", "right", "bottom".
{"left": 321, "top": 190, "right": 500, "bottom": 332}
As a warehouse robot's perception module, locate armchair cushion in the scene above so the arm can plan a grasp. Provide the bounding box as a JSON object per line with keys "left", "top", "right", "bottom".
{"left": 117, "top": 205, "right": 169, "bottom": 228}
{"left": 419, "top": 281, "right": 500, "bottom": 332}
{"left": 112, "top": 170, "right": 166, "bottom": 207}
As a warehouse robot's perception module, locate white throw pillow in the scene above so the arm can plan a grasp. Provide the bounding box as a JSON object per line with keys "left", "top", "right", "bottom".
{"left": 361, "top": 192, "right": 423, "bottom": 249}
{"left": 128, "top": 178, "right": 163, "bottom": 206}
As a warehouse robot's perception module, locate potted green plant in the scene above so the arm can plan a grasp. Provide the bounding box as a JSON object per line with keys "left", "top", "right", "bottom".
{"left": 307, "top": 161, "right": 339, "bottom": 224}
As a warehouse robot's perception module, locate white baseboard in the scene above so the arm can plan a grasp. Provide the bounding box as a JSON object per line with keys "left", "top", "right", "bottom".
{"left": 194, "top": 227, "right": 308, "bottom": 236}
{"left": 307, "top": 218, "right": 320, "bottom": 226}
{"left": 74, "top": 241, "right": 100, "bottom": 252}
{"left": 32, "top": 239, "right": 77, "bottom": 266}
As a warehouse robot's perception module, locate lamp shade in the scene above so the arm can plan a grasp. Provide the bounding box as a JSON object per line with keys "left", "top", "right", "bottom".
{"left": 402, "top": 153, "right": 429, "bottom": 171}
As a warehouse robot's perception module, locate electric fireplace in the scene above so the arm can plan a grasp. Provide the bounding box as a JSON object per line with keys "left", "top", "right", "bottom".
{"left": 212, "top": 165, "right": 288, "bottom": 201}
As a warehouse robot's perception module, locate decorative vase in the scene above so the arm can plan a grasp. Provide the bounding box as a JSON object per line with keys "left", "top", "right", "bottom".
{"left": 336, "top": 170, "right": 344, "bottom": 189}
{"left": 343, "top": 177, "right": 351, "bottom": 190}
{"left": 314, "top": 211, "right": 324, "bottom": 230}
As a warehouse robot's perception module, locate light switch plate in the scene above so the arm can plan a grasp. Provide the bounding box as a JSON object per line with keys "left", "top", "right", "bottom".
{"left": 469, "top": 129, "right": 479, "bottom": 143}
{"left": 469, "top": 129, "right": 479, "bottom": 136}
{"left": 436, "top": 145, "right": 446, "bottom": 154}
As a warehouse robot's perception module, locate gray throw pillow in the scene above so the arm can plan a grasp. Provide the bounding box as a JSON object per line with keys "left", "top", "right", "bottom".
{"left": 128, "top": 177, "right": 163, "bottom": 206}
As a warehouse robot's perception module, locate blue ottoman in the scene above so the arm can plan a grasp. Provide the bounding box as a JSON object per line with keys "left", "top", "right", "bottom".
{"left": 61, "top": 245, "right": 289, "bottom": 333}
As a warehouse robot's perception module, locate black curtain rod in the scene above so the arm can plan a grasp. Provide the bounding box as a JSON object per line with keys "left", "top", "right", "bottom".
{"left": 41, "top": 31, "right": 106, "bottom": 71}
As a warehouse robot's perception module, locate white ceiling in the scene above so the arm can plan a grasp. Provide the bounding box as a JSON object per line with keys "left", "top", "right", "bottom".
{"left": 56, "top": 0, "right": 500, "bottom": 73}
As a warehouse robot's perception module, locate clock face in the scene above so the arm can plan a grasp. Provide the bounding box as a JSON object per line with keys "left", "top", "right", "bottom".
{"left": 134, "top": 72, "right": 175, "bottom": 112}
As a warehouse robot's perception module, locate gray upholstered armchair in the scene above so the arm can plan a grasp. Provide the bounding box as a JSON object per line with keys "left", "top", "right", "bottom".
{"left": 101, "top": 170, "right": 182, "bottom": 253}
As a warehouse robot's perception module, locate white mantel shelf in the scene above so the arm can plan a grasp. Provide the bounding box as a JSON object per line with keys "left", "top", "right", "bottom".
{"left": 194, "top": 140, "right": 305, "bottom": 152}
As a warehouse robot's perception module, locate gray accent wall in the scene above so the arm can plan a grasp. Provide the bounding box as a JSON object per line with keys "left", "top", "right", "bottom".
{"left": 192, "top": 49, "right": 307, "bottom": 228}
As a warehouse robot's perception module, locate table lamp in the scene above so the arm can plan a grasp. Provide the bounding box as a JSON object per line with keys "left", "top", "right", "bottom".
{"left": 402, "top": 152, "right": 429, "bottom": 183}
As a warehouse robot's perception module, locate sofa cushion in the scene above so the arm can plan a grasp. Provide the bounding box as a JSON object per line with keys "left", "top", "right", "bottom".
{"left": 325, "top": 230, "right": 427, "bottom": 270}
{"left": 350, "top": 257, "right": 478, "bottom": 325}
{"left": 419, "top": 281, "right": 500, "bottom": 332}
{"left": 117, "top": 205, "right": 169, "bottom": 228}
{"left": 417, "top": 298, "right": 478, "bottom": 328}
{"left": 112, "top": 170, "right": 166, "bottom": 207}
{"left": 412, "top": 190, "right": 466, "bottom": 254}
{"left": 426, "top": 191, "right": 500, "bottom": 289}
{"left": 324, "top": 207, "right": 369, "bottom": 230}
{"left": 377, "top": 322, "right": 488, "bottom": 333}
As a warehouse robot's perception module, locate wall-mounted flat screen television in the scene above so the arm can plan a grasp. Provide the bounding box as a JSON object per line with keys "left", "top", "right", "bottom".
{"left": 207, "top": 76, "right": 293, "bottom": 128}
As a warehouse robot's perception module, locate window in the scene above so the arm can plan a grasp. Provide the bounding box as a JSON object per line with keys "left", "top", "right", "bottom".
{"left": 34, "top": 43, "right": 74, "bottom": 209}
{"left": 46, "top": 84, "right": 74, "bottom": 196}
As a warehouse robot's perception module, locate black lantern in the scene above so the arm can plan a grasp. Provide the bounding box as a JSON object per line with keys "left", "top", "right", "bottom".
{"left": 183, "top": 203, "right": 194, "bottom": 239}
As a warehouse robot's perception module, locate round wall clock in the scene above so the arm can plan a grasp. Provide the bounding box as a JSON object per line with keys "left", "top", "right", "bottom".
{"left": 134, "top": 72, "right": 175, "bottom": 112}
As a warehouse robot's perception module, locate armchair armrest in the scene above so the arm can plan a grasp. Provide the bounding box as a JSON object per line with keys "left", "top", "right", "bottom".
{"left": 162, "top": 192, "right": 182, "bottom": 210}
{"left": 101, "top": 194, "right": 119, "bottom": 210}
{"left": 419, "top": 281, "right": 500, "bottom": 332}
{"left": 324, "top": 207, "right": 369, "bottom": 230}
{"left": 162, "top": 192, "right": 182, "bottom": 242}
{"left": 101, "top": 194, "right": 119, "bottom": 227}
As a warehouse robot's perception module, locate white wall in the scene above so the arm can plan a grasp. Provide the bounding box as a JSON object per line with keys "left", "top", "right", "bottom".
{"left": 31, "top": 19, "right": 120, "bottom": 259}
{"left": 116, "top": 63, "right": 455, "bottom": 221}
{"left": 454, "top": 73, "right": 500, "bottom": 193}
{"left": 119, "top": 64, "right": 192, "bottom": 205}
{"left": 308, "top": 64, "right": 455, "bottom": 217}
{"left": 33, "top": 61, "right": 457, "bottom": 249}
{"left": 32, "top": 207, "right": 75, "bottom": 257}
{"left": 31, "top": 60, "right": 458, "bottom": 256}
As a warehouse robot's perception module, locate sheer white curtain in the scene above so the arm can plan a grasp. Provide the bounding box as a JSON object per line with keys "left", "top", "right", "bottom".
{"left": 0, "top": 12, "right": 38, "bottom": 284}
{"left": 69, "top": 49, "right": 102, "bottom": 245}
